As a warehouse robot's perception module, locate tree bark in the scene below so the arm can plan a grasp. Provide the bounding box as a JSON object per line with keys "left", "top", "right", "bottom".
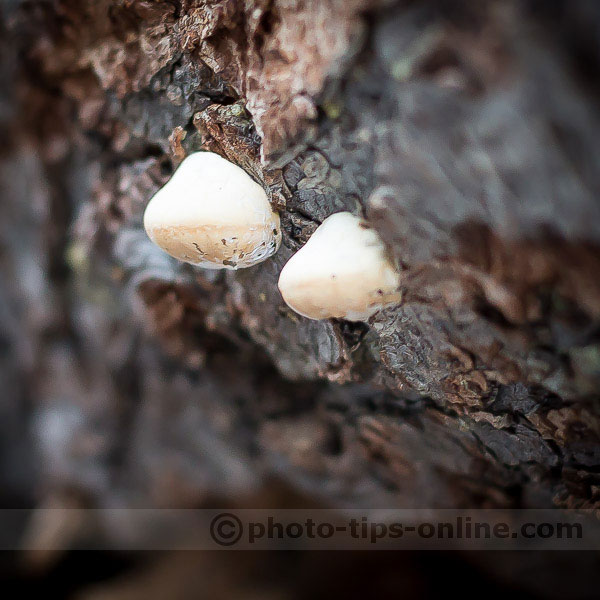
{"left": 2, "top": 0, "right": 600, "bottom": 540}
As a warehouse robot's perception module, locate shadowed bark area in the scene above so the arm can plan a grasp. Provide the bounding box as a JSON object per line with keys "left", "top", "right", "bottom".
{"left": 2, "top": 0, "right": 600, "bottom": 579}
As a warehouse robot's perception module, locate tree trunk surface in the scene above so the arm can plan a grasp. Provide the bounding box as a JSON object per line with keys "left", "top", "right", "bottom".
{"left": 2, "top": 0, "right": 600, "bottom": 593}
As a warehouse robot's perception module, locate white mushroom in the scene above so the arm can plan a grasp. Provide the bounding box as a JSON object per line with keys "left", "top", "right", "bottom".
{"left": 143, "top": 152, "right": 281, "bottom": 269}
{"left": 278, "top": 212, "right": 401, "bottom": 321}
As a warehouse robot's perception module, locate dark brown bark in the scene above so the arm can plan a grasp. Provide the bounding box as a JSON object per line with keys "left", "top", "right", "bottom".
{"left": 2, "top": 1, "right": 600, "bottom": 588}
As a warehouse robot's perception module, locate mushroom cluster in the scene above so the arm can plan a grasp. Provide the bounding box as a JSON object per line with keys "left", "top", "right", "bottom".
{"left": 143, "top": 156, "right": 399, "bottom": 322}
{"left": 278, "top": 212, "right": 401, "bottom": 321}
{"left": 143, "top": 152, "right": 281, "bottom": 269}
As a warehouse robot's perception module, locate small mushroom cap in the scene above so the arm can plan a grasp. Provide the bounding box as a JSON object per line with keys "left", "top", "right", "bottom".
{"left": 143, "top": 152, "right": 281, "bottom": 269}
{"left": 278, "top": 212, "right": 401, "bottom": 321}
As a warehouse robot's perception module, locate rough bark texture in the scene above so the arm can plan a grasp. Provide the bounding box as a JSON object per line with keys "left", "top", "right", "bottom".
{"left": 2, "top": 0, "right": 600, "bottom": 592}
